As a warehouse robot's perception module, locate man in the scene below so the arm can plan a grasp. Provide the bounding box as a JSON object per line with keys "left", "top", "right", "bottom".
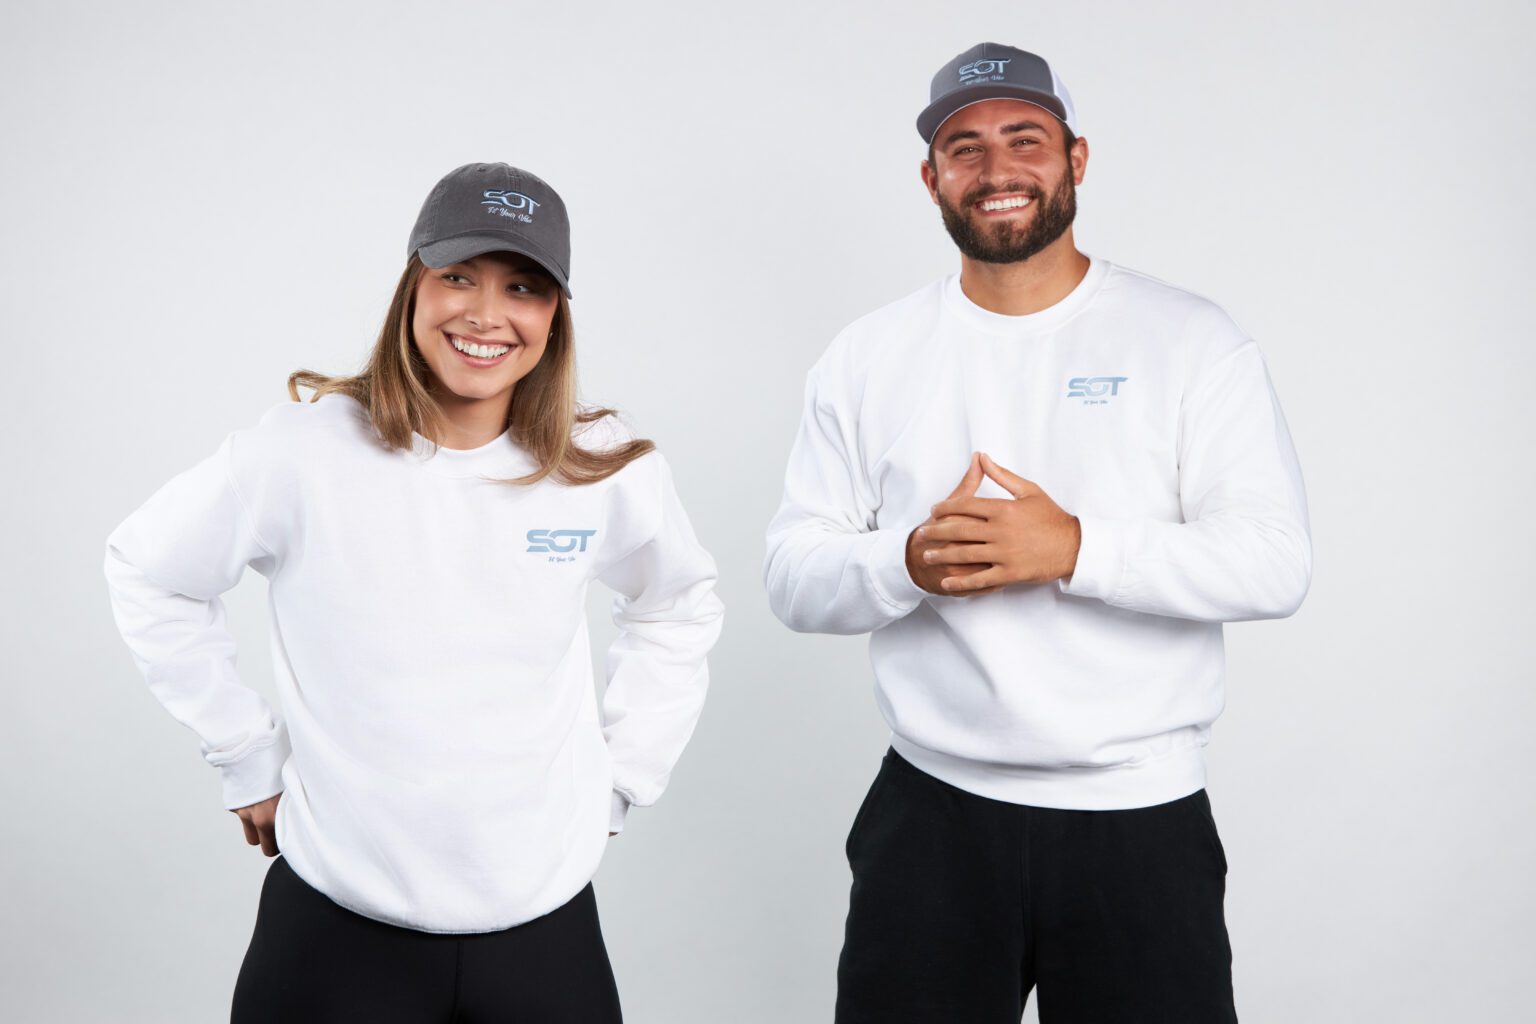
{"left": 763, "top": 42, "right": 1311, "bottom": 1023}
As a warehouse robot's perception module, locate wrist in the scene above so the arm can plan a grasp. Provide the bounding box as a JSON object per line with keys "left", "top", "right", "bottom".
{"left": 904, "top": 526, "right": 922, "bottom": 584}
{"left": 872, "top": 525, "right": 930, "bottom": 607}
{"left": 1061, "top": 515, "right": 1082, "bottom": 581}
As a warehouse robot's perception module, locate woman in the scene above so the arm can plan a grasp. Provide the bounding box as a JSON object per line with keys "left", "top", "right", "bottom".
{"left": 103, "top": 162, "right": 724, "bottom": 1022}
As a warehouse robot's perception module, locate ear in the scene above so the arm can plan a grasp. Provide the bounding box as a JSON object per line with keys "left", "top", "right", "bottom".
{"left": 920, "top": 157, "right": 941, "bottom": 206}
{"left": 1070, "top": 134, "right": 1089, "bottom": 187}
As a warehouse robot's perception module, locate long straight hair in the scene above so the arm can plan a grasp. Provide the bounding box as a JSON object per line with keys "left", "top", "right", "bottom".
{"left": 287, "top": 254, "right": 653, "bottom": 486}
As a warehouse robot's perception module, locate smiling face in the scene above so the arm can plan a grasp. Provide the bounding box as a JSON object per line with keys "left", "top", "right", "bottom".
{"left": 410, "top": 251, "right": 560, "bottom": 413}
{"left": 921, "top": 99, "right": 1087, "bottom": 264}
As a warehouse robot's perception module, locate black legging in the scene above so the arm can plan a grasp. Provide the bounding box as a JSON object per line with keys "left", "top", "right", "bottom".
{"left": 231, "top": 855, "right": 623, "bottom": 1022}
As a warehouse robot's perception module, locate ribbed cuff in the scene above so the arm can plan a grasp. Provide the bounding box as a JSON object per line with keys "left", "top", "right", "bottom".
{"left": 1056, "top": 516, "right": 1129, "bottom": 604}
{"left": 868, "top": 526, "right": 928, "bottom": 612}
{"left": 608, "top": 791, "right": 631, "bottom": 835}
{"left": 218, "top": 737, "right": 290, "bottom": 811}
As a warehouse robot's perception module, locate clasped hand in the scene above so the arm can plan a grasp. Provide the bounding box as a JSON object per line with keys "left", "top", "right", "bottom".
{"left": 904, "top": 452, "right": 1081, "bottom": 597}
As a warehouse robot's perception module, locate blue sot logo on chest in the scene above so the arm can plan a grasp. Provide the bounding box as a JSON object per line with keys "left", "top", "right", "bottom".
{"left": 527, "top": 529, "right": 597, "bottom": 563}
{"left": 1066, "top": 376, "right": 1128, "bottom": 404}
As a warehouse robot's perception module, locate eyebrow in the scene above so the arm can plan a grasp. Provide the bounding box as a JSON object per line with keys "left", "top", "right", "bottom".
{"left": 939, "top": 120, "right": 1051, "bottom": 150}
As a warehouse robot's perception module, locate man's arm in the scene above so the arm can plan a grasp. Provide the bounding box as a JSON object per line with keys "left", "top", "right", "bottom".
{"left": 763, "top": 363, "right": 929, "bottom": 635}
{"left": 927, "top": 338, "right": 1310, "bottom": 623}
{"left": 1058, "top": 338, "right": 1312, "bottom": 622}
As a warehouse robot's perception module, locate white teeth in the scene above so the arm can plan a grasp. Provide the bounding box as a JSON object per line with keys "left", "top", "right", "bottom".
{"left": 980, "top": 196, "right": 1032, "bottom": 211}
{"left": 450, "top": 335, "right": 511, "bottom": 359}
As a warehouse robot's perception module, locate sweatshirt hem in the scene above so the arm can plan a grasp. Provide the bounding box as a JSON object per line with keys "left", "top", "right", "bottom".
{"left": 888, "top": 734, "right": 1206, "bottom": 811}
{"left": 279, "top": 852, "right": 599, "bottom": 935}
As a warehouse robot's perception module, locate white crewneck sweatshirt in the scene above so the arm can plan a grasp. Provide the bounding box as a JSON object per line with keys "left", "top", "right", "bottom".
{"left": 764, "top": 255, "right": 1311, "bottom": 810}
{"left": 104, "top": 393, "right": 724, "bottom": 932}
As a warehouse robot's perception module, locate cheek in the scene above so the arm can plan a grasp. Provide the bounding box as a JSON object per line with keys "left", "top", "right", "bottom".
{"left": 940, "top": 169, "right": 971, "bottom": 197}
{"left": 408, "top": 303, "right": 430, "bottom": 354}
{"left": 514, "top": 304, "right": 558, "bottom": 346}
{"left": 413, "top": 285, "right": 461, "bottom": 333}
{"left": 525, "top": 326, "right": 554, "bottom": 365}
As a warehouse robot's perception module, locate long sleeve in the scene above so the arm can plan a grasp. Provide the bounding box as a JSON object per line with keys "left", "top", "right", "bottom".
{"left": 1058, "top": 338, "right": 1313, "bottom": 622}
{"left": 763, "top": 363, "right": 928, "bottom": 636}
{"left": 103, "top": 433, "right": 290, "bottom": 810}
{"left": 596, "top": 452, "right": 724, "bottom": 834}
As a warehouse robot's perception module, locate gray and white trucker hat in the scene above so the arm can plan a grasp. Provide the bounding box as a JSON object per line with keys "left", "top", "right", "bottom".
{"left": 917, "top": 43, "right": 1079, "bottom": 145}
{"left": 406, "top": 162, "right": 573, "bottom": 299}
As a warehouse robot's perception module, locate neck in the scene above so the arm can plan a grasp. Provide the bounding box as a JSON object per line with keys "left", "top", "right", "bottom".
{"left": 426, "top": 389, "right": 513, "bottom": 450}
{"left": 958, "top": 233, "right": 1090, "bottom": 316}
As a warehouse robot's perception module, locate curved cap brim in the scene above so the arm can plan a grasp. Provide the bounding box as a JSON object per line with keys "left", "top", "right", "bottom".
{"left": 417, "top": 233, "right": 573, "bottom": 299}
{"left": 917, "top": 87, "right": 1070, "bottom": 145}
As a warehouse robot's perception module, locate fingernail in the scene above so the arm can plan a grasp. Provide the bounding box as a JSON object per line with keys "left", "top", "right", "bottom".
{"left": 923, "top": 551, "right": 934, "bottom": 562}
{"left": 914, "top": 527, "right": 926, "bottom": 539}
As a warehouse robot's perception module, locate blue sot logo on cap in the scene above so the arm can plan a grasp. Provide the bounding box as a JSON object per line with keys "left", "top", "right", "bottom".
{"left": 959, "top": 58, "right": 1010, "bottom": 81}
{"left": 482, "top": 190, "right": 540, "bottom": 223}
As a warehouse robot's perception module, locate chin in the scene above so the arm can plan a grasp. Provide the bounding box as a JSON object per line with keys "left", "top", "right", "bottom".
{"left": 433, "top": 372, "right": 502, "bottom": 400}
{"left": 456, "top": 383, "right": 511, "bottom": 402}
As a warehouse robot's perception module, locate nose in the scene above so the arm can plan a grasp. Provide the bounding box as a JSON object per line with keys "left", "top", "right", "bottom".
{"left": 977, "top": 145, "right": 1007, "bottom": 185}
{"left": 462, "top": 288, "right": 505, "bottom": 332}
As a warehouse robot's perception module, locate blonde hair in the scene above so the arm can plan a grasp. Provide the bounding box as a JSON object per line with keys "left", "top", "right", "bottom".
{"left": 287, "top": 254, "right": 654, "bottom": 486}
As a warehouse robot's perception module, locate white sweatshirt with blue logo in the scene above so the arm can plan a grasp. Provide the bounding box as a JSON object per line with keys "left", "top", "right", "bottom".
{"left": 764, "top": 255, "right": 1311, "bottom": 810}
{"left": 104, "top": 394, "right": 723, "bottom": 932}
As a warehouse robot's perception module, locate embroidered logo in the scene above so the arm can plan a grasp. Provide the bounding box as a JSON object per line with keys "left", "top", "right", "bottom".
{"left": 1066, "top": 376, "right": 1128, "bottom": 405}
{"left": 482, "top": 190, "right": 540, "bottom": 224}
{"left": 527, "top": 529, "right": 596, "bottom": 563}
{"left": 959, "top": 58, "right": 1010, "bottom": 81}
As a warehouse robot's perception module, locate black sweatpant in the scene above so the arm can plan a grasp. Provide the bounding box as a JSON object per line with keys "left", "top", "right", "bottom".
{"left": 231, "top": 855, "right": 623, "bottom": 1023}
{"left": 836, "top": 748, "right": 1238, "bottom": 1023}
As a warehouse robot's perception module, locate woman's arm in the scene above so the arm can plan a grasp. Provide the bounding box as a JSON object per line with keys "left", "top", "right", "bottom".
{"left": 594, "top": 451, "right": 724, "bottom": 834}
{"left": 103, "top": 432, "right": 290, "bottom": 813}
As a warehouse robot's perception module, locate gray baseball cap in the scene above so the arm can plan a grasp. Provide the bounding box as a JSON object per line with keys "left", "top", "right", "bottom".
{"left": 917, "top": 43, "right": 1079, "bottom": 146}
{"left": 406, "top": 162, "right": 573, "bottom": 299}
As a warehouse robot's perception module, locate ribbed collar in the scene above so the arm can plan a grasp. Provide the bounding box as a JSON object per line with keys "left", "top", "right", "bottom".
{"left": 322, "top": 393, "right": 532, "bottom": 479}
{"left": 407, "top": 427, "right": 533, "bottom": 479}
{"left": 941, "top": 253, "right": 1110, "bottom": 335}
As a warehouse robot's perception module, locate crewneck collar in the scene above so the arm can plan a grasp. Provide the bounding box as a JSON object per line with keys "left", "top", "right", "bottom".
{"left": 320, "top": 392, "right": 534, "bottom": 479}
{"left": 941, "top": 253, "right": 1110, "bottom": 335}
{"left": 408, "top": 427, "right": 532, "bottom": 479}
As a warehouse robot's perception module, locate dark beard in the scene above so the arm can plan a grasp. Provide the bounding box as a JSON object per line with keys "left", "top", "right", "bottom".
{"left": 937, "top": 169, "right": 1077, "bottom": 264}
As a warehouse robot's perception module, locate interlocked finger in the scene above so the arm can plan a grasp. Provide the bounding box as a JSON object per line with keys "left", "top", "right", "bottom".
{"left": 925, "top": 543, "right": 998, "bottom": 566}
{"left": 918, "top": 519, "right": 991, "bottom": 544}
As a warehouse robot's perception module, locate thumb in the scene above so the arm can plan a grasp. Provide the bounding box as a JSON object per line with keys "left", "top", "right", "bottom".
{"left": 947, "top": 452, "right": 984, "bottom": 500}
{"left": 979, "top": 452, "right": 1032, "bottom": 498}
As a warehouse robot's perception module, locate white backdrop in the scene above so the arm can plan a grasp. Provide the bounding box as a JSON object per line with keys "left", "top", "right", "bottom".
{"left": 3, "top": 1, "right": 1532, "bottom": 1021}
